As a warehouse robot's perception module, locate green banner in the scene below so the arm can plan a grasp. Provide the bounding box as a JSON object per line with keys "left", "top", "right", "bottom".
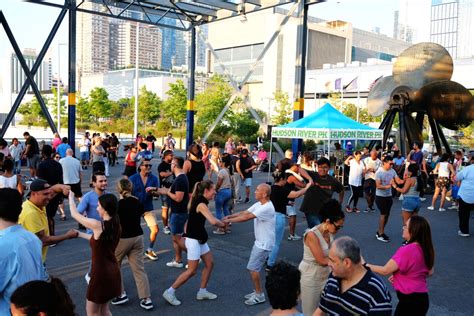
{"left": 272, "top": 128, "right": 383, "bottom": 140}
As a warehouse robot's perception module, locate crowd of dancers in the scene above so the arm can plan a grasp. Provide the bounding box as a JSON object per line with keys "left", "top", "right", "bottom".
{"left": 1, "top": 132, "right": 474, "bottom": 316}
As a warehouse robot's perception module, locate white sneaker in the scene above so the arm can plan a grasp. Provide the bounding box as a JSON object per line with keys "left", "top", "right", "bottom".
{"left": 166, "top": 260, "right": 184, "bottom": 268}
{"left": 162, "top": 290, "right": 181, "bottom": 306}
{"left": 84, "top": 273, "right": 91, "bottom": 284}
{"left": 287, "top": 234, "right": 302, "bottom": 241}
{"left": 427, "top": 206, "right": 434, "bottom": 210}
{"left": 420, "top": 197, "right": 427, "bottom": 202}
{"left": 458, "top": 230, "right": 470, "bottom": 237}
{"left": 449, "top": 205, "right": 458, "bottom": 210}
{"left": 244, "top": 293, "right": 266, "bottom": 305}
{"left": 244, "top": 290, "right": 256, "bottom": 299}
{"left": 439, "top": 208, "right": 446, "bottom": 212}
{"left": 196, "top": 290, "right": 218, "bottom": 300}
{"left": 163, "top": 226, "right": 171, "bottom": 235}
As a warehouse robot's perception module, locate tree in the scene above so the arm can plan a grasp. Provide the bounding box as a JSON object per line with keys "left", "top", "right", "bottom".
{"left": 161, "top": 80, "right": 187, "bottom": 126}
{"left": 50, "top": 87, "right": 67, "bottom": 128}
{"left": 271, "top": 90, "right": 292, "bottom": 125}
{"left": 88, "top": 87, "right": 112, "bottom": 123}
{"left": 195, "top": 75, "right": 234, "bottom": 137}
{"left": 341, "top": 103, "right": 378, "bottom": 123}
{"left": 76, "top": 95, "right": 92, "bottom": 124}
{"left": 229, "top": 109, "right": 260, "bottom": 143}
{"left": 137, "top": 86, "right": 162, "bottom": 126}
{"left": 18, "top": 96, "right": 50, "bottom": 128}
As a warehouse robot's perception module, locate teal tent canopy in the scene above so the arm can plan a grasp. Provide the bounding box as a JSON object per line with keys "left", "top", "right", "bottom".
{"left": 272, "top": 103, "right": 383, "bottom": 140}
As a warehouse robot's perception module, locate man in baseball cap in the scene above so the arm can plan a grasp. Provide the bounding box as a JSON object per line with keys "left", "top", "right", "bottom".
{"left": 18, "top": 179, "right": 78, "bottom": 262}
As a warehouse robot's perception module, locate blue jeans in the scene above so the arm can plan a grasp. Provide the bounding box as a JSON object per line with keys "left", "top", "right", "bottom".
{"left": 268, "top": 212, "right": 287, "bottom": 267}
{"left": 215, "top": 188, "right": 232, "bottom": 220}
{"left": 14, "top": 160, "right": 21, "bottom": 174}
{"left": 305, "top": 213, "right": 321, "bottom": 229}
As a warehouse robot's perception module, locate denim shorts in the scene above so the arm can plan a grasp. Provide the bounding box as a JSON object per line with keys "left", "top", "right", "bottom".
{"left": 247, "top": 245, "right": 270, "bottom": 272}
{"left": 80, "top": 151, "right": 90, "bottom": 161}
{"left": 402, "top": 196, "right": 420, "bottom": 212}
{"left": 170, "top": 212, "right": 188, "bottom": 235}
{"left": 243, "top": 178, "right": 252, "bottom": 187}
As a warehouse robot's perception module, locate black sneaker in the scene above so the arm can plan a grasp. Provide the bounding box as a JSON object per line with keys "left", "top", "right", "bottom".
{"left": 139, "top": 298, "right": 154, "bottom": 310}
{"left": 376, "top": 232, "right": 390, "bottom": 242}
{"left": 111, "top": 293, "right": 129, "bottom": 305}
{"left": 265, "top": 264, "right": 272, "bottom": 272}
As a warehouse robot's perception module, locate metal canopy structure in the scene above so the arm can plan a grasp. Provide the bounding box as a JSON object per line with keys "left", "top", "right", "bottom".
{"left": 1, "top": 0, "right": 322, "bottom": 155}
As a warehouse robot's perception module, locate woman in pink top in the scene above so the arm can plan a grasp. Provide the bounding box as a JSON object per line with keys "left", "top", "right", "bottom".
{"left": 365, "top": 215, "right": 435, "bottom": 316}
{"left": 52, "top": 133, "right": 62, "bottom": 150}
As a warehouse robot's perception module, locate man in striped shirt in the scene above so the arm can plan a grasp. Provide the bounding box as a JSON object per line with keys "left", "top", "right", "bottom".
{"left": 315, "top": 237, "right": 392, "bottom": 316}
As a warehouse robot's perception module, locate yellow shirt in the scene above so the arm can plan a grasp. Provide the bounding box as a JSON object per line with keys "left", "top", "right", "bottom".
{"left": 18, "top": 200, "right": 49, "bottom": 262}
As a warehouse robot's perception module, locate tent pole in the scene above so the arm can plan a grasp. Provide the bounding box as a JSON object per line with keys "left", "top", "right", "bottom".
{"left": 267, "top": 138, "right": 273, "bottom": 183}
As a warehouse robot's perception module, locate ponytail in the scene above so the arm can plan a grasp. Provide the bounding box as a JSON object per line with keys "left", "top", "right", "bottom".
{"left": 188, "top": 180, "right": 214, "bottom": 211}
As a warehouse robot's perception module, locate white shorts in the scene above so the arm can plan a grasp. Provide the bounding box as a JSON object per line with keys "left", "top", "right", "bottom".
{"left": 286, "top": 205, "right": 296, "bottom": 216}
{"left": 144, "top": 210, "right": 157, "bottom": 227}
{"left": 185, "top": 237, "right": 210, "bottom": 261}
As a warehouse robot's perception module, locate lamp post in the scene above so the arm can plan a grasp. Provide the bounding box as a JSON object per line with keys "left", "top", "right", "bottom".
{"left": 57, "top": 42, "right": 67, "bottom": 133}
{"left": 134, "top": 22, "right": 140, "bottom": 139}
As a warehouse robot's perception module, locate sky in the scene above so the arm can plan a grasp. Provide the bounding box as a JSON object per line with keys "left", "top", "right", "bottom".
{"left": 0, "top": 0, "right": 400, "bottom": 78}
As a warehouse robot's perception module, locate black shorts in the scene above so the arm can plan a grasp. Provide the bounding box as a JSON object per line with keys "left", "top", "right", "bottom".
{"left": 68, "top": 182, "right": 83, "bottom": 198}
{"left": 364, "top": 179, "right": 376, "bottom": 194}
{"left": 375, "top": 196, "right": 393, "bottom": 216}
{"left": 46, "top": 194, "right": 63, "bottom": 218}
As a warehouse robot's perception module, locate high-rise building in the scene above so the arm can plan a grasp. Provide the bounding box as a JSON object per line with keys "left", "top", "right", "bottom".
{"left": 117, "top": 22, "right": 162, "bottom": 69}
{"left": 431, "top": 0, "right": 474, "bottom": 58}
{"left": 77, "top": 2, "right": 110, "bottom": 76}
{"left": 10, "top": 49, "right": 52, "bottom": 93}
{"left": 0, "top": 49, "right": 52, "bottom": 114}
{"left": 394, "top": 0, "right": 431, "bottom": 43}
{"left": 77, "top": 7, "right": 163, "bottom": 91}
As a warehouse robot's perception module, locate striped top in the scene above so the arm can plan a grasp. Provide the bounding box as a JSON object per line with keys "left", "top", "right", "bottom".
{"left": 319, "top": 270, "right": 392, "bottom": 315}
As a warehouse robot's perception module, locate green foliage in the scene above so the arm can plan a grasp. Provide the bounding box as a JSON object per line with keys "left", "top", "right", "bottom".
{"left": 155, "top": 121, "right": 172, "bottom": 136}
{"left": 18, "top": 96, "right": 50, "bottom": 128}
{"left": 138, "top": 86, "right": 162, "bottom": 125}
{"left": 271, "top": 90, "right": 292, "bottom": 125}
{"left": 195, "top": 75, "right": 234, "bottom": 138}
{"left": 161, "top": 80, "right": 187, "bottom": 126}
{"left": 88, "top": 87, "right": 113, "bottom": 122}
{"left": 229, "top": 109, "right": 260, "bottom": 143}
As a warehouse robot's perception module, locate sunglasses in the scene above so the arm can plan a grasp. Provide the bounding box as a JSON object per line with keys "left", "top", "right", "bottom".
{"left": 54, "top": 156, "right": 60, "bottom": 159}
{"left": 142, "top": 164, "right": 152, "bottom": 168}
{"left": 332, "top": 222, "right": 344, "bottom": 231}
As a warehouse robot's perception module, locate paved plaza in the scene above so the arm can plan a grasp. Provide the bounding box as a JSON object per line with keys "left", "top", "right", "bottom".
{"left": 44, "top": 153, "right": 473, "bottom": 316}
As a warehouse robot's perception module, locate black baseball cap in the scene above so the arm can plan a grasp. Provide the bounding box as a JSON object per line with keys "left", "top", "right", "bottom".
{"left": 30, "top": 179, "right": 51, "bottom": 192}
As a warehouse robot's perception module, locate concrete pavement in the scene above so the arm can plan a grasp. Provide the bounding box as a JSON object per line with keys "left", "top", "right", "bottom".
{"left": 45, "top": 154, "right": 473, "bottom": 316}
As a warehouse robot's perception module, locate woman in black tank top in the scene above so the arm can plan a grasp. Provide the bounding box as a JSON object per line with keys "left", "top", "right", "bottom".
{"left": 183, "top": 144, "right": 206, "bottom": 196}
{"left": 162, "top": 180, "right": 227, "bottom": 306}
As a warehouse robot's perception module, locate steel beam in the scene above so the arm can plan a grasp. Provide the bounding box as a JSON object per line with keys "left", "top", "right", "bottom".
{"left": 198, "top": 1, "right": 297, "bottom": 138}
{"left": 194, "top": 0, "right": 239, "bottom": 12}
{"left": 26, "top": 0, "right": 191, "bottom": 30}
{"left": 0, "top": 10, "right": 63, "bottom": 137}
{"left": 68, "top": 0, "right": 77, "bottom": 152}
{"left": 197, "top": 26, "right": 284, "bottom": 157}
{"left": 291, "top": 0, "right": 307, "bottom": 160}
{"left": 186, "top": 26, "right": 196, "bottom": 149}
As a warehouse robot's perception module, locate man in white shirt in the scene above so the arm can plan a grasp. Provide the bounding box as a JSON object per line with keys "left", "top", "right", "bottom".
{"left": 363, "top": 150, "right": 382, "bottom": 212}
{"left": 78, "top": 133, "right": 91, "bottom": 170}
{"left": 223, "top": 183, "right": 275, "bottom": 306}
{"left": 59, "top": 149, "right": 83, "bottom": 201}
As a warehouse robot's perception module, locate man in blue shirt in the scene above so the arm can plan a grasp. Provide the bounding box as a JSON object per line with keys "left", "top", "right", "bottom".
{"left": 77, "top": 172, "right": 108, "bottom": 224}
{"left": 0, "top": 188, "right": 47, "bottom": 315}
{"left": 129, "top": 158, "right": 160, "bottom": 260}
{"left": 56, "top": 137, "right": 72, "bottom": 158}
{"left": 136, "top": 142, "right": 154, "bottom": 161}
